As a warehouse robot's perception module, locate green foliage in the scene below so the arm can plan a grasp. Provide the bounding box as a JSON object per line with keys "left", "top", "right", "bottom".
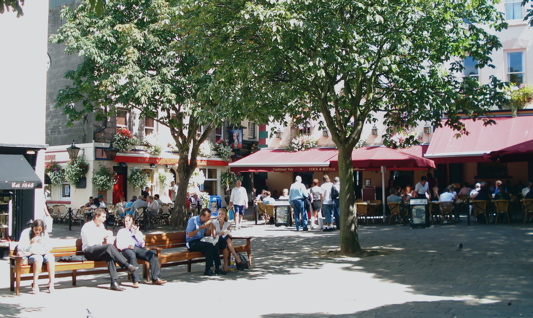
{"left": 220, "top": 170, "right": 243, "bottom": 191}
{"left": 64, "top": 157, "right": 89, "bottom": 186}
{"left": 128, "top": 168, "right": 148, "bottom": 190}
{"left": 0, "top": 0, "right": 24, "bottom": 17}
{"left": 286, "top": 135, "right": 318, "bottom": 152}
{"left": 510, "top": 84, "right": 533, "bottom": 109}
{"left": 214, "top": 139, "right": 232, "bottom": 162}
{"left": 92, "top": 165, "right": 116, "bottom": 191}
{"left": 114, "top": 128, "right": 138, "bottom": 153}
{"left": 45, "top": 161, "right": 64, "bottom": 186}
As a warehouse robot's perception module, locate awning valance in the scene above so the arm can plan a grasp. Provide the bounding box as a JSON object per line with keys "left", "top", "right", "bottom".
{"left": 329, "top": 145, "right": 435, "bottom": 170}
{"left": 0, "top": 155, "right": 42, "bottom": 190}
{"left": 425, "top": 116, "right": 533, "bottom": 163}
{"left": 229, "top": 148, "right": 338, "bottom": 172}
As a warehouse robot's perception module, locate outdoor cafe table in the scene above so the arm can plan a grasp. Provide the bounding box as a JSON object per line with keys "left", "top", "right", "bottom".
{"left": 266, "top": 201, "right": 292, "bottom": 227}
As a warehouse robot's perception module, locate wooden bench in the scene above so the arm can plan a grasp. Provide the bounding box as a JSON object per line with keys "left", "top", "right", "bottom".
{"left": 9, "top": 239, "right": 129, "bottom": 295}
{"left": 141, "top": 231, "right": 252, "bottom": 277}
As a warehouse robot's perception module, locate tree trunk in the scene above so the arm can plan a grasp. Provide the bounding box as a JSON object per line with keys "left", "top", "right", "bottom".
{"left": 338, "top": 144, "right": 362, "bottom": 254}
{"left": 170, "top": 155, "right": 197, "bottom": 228}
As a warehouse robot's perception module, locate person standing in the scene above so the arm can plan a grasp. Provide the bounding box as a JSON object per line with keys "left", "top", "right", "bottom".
{"left": 17, "top": 219, "right": 55, "bottom": 294}
{"left": 414, "top": 176, "right": 430, "bottom": 199}
{"left": 320, "top": 175, "right": 335, "bottom": 231}
{"left": 170, "top": 181, "right": 179, "bottom": 204}
{"left": 289, "top": 176, "right": 309, "bottom": 231}
{"left": 333, "top": 176, "right": 341, "bottom": 230}
{"left": 185, "top": 208, "right": 225, "bottom": 276}
{"left": 229, "top": 180, "right": 248, "bottom": 230}
{"left": 309, "top": 179, "right": 324, "bottom": 229}
{"left": 81, "top": 208, "right": 138, "bottom": 291}
{"left": 116, "top": 214, "right": 166, "bottom": 287}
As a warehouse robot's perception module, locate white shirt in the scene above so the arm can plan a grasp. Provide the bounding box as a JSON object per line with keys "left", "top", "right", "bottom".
{"left": 116, "top": 227, "right": 145, "bottom": 250}
{"left": 81, "top": 221, "right": 108, "bottom": 251}
{"left": 522, "top": 187, "right": 531, "bottom": 197}
{"left": 212, "top": 219, "right": 231, "bottom": 237}
{"left": 415, "top": 182, "right": 429, "bottom": 196}
{"left": 230, "top": 186, "right": 248, "bottom": 206}
{"left": 439, "top": 192, "right": 455, "bottom": 202}
{"left": 321, "top": 182, "right": 334, "bottom": 204}
{"left": 147, "top": 200, "right": 160, "bottom": 213}
{"left": 17, "top": 228, "right": 51, "bottom": 256}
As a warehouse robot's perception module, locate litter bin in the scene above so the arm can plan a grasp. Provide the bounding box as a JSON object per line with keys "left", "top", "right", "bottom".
{"left": 209, "top": 195, "right": 222, "bottom": 217}
{"left": 409, "top": 198, "right": 428, "bottom": 228}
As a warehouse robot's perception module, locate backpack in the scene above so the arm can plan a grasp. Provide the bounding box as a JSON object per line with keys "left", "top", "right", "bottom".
{"left": 331, "top": 185, "right": 339, "bottom": 200}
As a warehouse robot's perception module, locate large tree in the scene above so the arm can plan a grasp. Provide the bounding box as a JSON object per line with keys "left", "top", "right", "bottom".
{"left": 179, "top": 0, "right": 509, "bottom": 253}
{"left": 50, "top": 0, "right": 269, "bottom": 227}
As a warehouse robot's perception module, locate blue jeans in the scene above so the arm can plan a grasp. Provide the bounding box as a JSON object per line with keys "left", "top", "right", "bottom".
{"left": 333, "top": 199, "right": 340, "bottom": 229}
{"left": 291, "top": 199, "right": 308, "bottom": 230}
{"left": 323, "top": 204, "right": 334, "bottom": 224}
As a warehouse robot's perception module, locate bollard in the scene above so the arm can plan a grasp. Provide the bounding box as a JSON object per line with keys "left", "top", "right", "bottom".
{"left": 68, "top": 207, "right": 72, "bottom": 231}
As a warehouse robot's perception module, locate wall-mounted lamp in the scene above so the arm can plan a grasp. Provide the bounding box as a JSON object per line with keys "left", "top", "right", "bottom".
{"left": 275, "top": 130, "right": 282, "bottom": 139}
{"left": 322, "top": 130, "right": 329, "bottom": 137}
{"left": 149, "top": 163, "right": 156, "bottom": 168}
{"left": 66, "top": 140, "right": 81, "bottom": 160}
{"left": 105, "top": 140, "right": 119, "bottom": 161}
{"left": 371, "top": 125, "right": 378, "bottom": 136}
{"left": 424, "top": 125, "right": 432, "bottom": 134}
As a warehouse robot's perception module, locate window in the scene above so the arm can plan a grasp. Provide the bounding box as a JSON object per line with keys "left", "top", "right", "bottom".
{"left": 505, "top": 0, "right": 523, "bottom": 20}
{"left": 463, "top": 56, "right": 479, "bottom": 80}
{"left": 116, "top": 109, "right": 128, "bottom": 128}
{"left": 145, "top": 117, "right": 155, "bottom": 136}
{"left": 507, "top": 52, "right": 524, "bottom": 84}
{"left": 248, "top": 122, "right": 256, "bottom": 139}
{"left": 199, "top": 168, "right": 218, "bottom": 195}
{"left": 61, "top": 183, "right": 71, "bottom": 199}
{"left": 215, "top": 126, "right": 224, "bottom": 141}
{"left": 298, "top": 120, "right": 312, "bottom": 135}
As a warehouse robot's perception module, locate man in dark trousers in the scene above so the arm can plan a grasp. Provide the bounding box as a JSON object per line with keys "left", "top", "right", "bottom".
{"left": 81, "top": 208, "right": 138, "bottom": 291}
{"left": 185, "top": 208, "right": 224, "bottom": 276}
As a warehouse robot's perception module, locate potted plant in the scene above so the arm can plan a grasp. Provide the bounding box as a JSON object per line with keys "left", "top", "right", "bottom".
{"left": 64, "top": 157, "right": 89, "bottom": 187}
{"left": 45, "top": 161, "right": 64, "bottom": 186}
{"left": 113, "top": 127, "right": 138, "bottom": 153}
{"left": 92, "top": 165, "right": 117, "bottom": 191}
{"left": 220, "top": 170, "right": 243, "bottom": 191}
{"left": 286, "top": 135, "right": 318, "bottom": 152}
{"left": 509, "top": 84, "right": 533, "bottom": 116}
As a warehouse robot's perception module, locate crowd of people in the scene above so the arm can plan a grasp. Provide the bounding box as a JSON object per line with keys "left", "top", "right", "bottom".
{"left": 255, "top": 175, "right": 341, "bottom": 232}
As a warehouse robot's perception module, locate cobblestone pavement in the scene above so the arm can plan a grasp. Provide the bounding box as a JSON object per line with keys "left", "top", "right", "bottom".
{"left": 0, "top": 217, "right": 532, "bottom": 318}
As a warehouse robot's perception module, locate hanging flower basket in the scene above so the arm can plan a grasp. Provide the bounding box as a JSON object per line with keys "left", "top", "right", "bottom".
{"left": 64, "top": 157, "right": 89, "bottom": 186}
{"left": 220, "top": 170, "right": 243, "bottom": 191}
{"left": 45, "top": 161, "right": 64, "bottom": 186}
{"left": 92, "top": 165, "right": 117, "bottom": 191}
{"left": 128, "top": 168, "right": 148, "bottom": 190}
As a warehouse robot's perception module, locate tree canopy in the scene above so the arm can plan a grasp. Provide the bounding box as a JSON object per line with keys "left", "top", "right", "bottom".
{"left": 50, "top": 0, "right": 271, "bottom": 226}
{"left": 178, "top": 0, "right": 509, "bottom": 253}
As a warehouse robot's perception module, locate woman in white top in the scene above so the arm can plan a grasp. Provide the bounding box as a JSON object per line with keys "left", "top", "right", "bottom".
{"left": 17, "top": 219, "right": 55, "bottom": 294}
{"left": 210, "top": 208, "right": 243, "bottom": 272}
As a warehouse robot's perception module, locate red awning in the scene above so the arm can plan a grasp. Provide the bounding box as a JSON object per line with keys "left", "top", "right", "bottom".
{"left": 229, "top": 148, "right": 338, "bottom": 172}
{"left": 330, "top": 146, "right": 435, "bottom": 170}
{"left": 425, "top": 116, "right": 533, "bottom": 163}
{"left": 484, "top": 139, "right": 533, "bottom": 162}
{"left": 114, "top": 152, "right": 227, "bottom": 167}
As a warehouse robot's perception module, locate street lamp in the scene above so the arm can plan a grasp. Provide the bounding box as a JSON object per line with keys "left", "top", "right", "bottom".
{"left": 66, "top": 140, "right": 80, "bottom": 160}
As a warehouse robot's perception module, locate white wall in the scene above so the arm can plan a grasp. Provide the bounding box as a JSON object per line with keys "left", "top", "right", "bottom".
{"left": 0, "top": 2, "right": 49, "bottom": 145}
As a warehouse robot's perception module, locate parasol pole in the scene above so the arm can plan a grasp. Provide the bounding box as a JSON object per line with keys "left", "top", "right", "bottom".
{"left": 381, "top": 165, "right": 386, "bottom": 216}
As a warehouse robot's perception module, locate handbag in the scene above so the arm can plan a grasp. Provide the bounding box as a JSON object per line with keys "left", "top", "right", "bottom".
{"left": 236, "top": 252, "right": 249, "bottom": 270}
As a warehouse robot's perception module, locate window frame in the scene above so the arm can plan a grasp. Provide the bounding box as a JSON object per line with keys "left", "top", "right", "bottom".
{"left": 506, "top": 51, "right": 525, "bottom": 85}
{"left": 504, "top": 0, "right": 523, "bottom": 20}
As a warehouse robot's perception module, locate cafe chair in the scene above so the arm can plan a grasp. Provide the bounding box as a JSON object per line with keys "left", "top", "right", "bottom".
{"left": 471, "top": 200, "right": 489, "bottom": 224}
{"left": 356, "top": 202, "right": 369, "bottom": 225}
{"left": 493, "top": 200, "right": 510, "bottom": 224}
{"left": 387, "top": 202, "right": 401, "bottom": 224}
{"left": 264, "top": 204, "right": 275, "bottom": 225}
{"left": 522, "top": 199, "right": 533, "bottom": 224}
{"left": 370, "top": 200, "right": 382, "bottom": 222}
{"left": 438, "top": 202, "right": 454, "bottom": 224}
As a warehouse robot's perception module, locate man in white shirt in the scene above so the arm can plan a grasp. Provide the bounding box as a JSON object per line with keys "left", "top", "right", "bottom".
{"left": 229, "top": 180, "right": 248, "bottom": 229}
{"left": 321, "top": 175, "right": 335, "bottom": 231}
{"left": 170, "top": 181, "right": 179, "bottom": 203}
{"left": 522, "top": 181, "right": 532, "bottom": 198}
{"left": 439, "top": 186, "right": 455, "bottom": 202}
{"left": 414, "top": 176, "right": 430, "bottom": 199}
{"left": 81, "top": 208, "right": 138, "bottom": 291}
{"left": 115, "top": 214, "right": 166, "bottom": 287}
